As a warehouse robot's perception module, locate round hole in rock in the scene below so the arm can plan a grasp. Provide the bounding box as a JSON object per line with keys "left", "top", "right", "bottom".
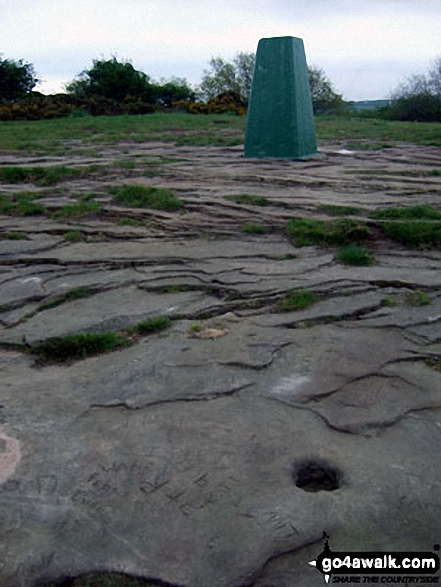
{"left": 293, "top": 460, "right": 341, "bottom": 492}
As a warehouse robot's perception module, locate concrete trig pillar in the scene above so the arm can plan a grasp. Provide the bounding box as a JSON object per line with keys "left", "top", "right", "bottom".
{"left": 244, "top": 36, "right": 317, "bottom": 160}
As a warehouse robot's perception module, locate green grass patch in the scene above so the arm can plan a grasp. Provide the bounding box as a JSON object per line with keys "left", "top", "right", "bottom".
{"left": 110, "top": 185, "right": 183, "bottom": 211}
{"left": 224, "top": 194, "right": 269, "bottom": 206}
{"left": 77, "top": 191, "right": 96, "bottom": 202}
{"left": 242, "top": 222, "right": 267, "bottom": 234}
{"left": 404, "top": 290, "right": 432, "bottom": 306}
{"left": 34, "top": 332, "right": 131, "bottom": 362}
{"left": 127, "top": 316, "right": 172, "bottom": 336}
{"left": 317, "top": 204, "right": 360, "bottom": 216}
{"left": 118, "top": 217, "right": 144, "bottom": 227}
{"left": 0, "top": 165, "right": 82, "bottom": 186}
{"left": 52, "top": 201, "right": 101, "bottom": 219}
{"left": 0, "top": 231, "right": 28, "bottom": 240}
{"left": 381, "top": 221, "right": 441, "bottom": 248}
{"left": 371, "top": 204, "right": 441, "bottom": 220}
{"left": 315, "top": 115, "right": 441, "bottom": 147}
{"left": 64, "top": 230, "right": 84, "bottom": 242}
{"left": 381, "top": 296, "right": 400, "bottom": 307}
{"left": 286, "top": 217, "right": 370, "bottom": 247}
{"left": 39, "top": 287, "right": 95, "bottom": 311}
{"left": 0, "top": 192, "right": 45, "bottom": 216}
{"left": 338, "top": 245, "right": 375, "bottom": 266}
{"left": 425, "top": 358, "right": 441, "bottom": 373}
{"left": 275, "top": 290, "right": 317, "bottom": 312}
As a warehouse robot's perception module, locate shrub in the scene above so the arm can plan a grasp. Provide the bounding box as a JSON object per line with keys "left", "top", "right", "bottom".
{"left": 379, "top": 93, "right": 441, "bottom": 122}
{"left": 110, "top": 185, "right": 183, "bottom": 211}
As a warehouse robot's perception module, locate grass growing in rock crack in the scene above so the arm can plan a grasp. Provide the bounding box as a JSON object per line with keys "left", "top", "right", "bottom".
{"left": 381, "top": 221, "right": 441, "bottom": 248}
{"left": 0, "top": 231, "right": 28, "bottom": 240}
{"left": 0, "top": 192, "right": 45, "bottom": 216}
{"left": 118, "top": 217, "right": 145, "bottom": 227}
{"left": 52, "top": 201, "right": 101, "bottom": 219}
{"left": 275, "top": 290, "right": 317, "bottom": 312}
{"left": 381, "top": 295, "right": 400, "bottom": 307}
{"left": 286, "top": 218, "right": 370, "bottom": 247}
{"left": 0, "top": 165, "right": 83, "bottom": 186}
{"left": 64, "top": 230, "right": 85, "bottom": 242}
{"left": 39, "top": 287, "right": 95, "bottom": 311}
{"left": 127, "top": 316, "right": 172, "bottom": 336}
{"left": 425, "top": 358, "right": 441, "bottom": 373}
{"left": 224, "top": 194, "right": 269, "bottom": 206}
{"left": 317, "top": 204, "right": 360, "bottom": 216}
{"left": 242, "top": 223, "right": 267, "bottom": 234}
{"left": 33, "top": 332, "right": 131, "bottom": 362}
{"left": 338, "top": 245, "right": 375, "bottom": 266}
{"left": 371, "top": 204, "right": 441, "bottom": 220}
{"left": 404, "top": 290, "right": 432, "bottom": 306}
{"left": 109, "top": 185, "right": 183, "bottom": 211}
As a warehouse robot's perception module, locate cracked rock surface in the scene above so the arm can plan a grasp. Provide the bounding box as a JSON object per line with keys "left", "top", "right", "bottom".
{"left": 1, "top": 140, "right": 441, "bottom": 586}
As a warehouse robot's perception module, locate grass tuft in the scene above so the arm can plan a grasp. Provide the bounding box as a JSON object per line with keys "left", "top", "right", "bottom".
{"left": 0, "top": 192, "right": 45, "bottom": 216}
{"left": 338, "top": 245, "right": 375, "bottom": 266}
{"left": 0, "top": 231, "right": 28, "bottom": 240}
{"left": 275, "top": 290, "right": 317, "bottom": 312}
{"left": 286, "top": 218, "right": 369, "bottom": 247}
{"left": 225, "top": 194, "right": 269, "bottom": 206}
{"left": 53, "top": 201, "right": 101, "bottom": 219}
{"left": 371, "top": 204, "right": 441, "bottom": 220}
{"left": 317, "top": 204, "right": 360, "bottom": 216}
{"left": 34, "top": 332, "right": 131, "bottom": 362}
{"left": 242, "top": 222, "right": 267, "bottom": 234}
{"left": 404, "top": 290, "right": 432, "bottom": 307}
{"left": 39, "top": 287, "right": 95, "bottom": 311}
{"left": 110, "top": 185, "right": 183, "bottom": 211}
{"left": 127, "top": 316, "right": 172, "bottom": 336}
{"left": 0, "top": 165, "right": 82, "bottom": 186}
{"left": 381, "top": 221, "right": 441, "bottom": 248}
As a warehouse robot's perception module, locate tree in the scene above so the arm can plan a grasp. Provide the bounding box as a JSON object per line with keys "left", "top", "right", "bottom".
{"left": 233, "top": 52, "right": 255, "bottom": 103}
{"left": 198, "top": 53, "right": 343, "bottom": 112}
{"left": 66, "top": 57, "right": 153, "bottom": 102}
{"left": 198, "top": 57, "right": 239, "bottom": 102}
{"left": 307, "top": 66, "right": 344, "bottom": 114}
{"left": 391, "top": 56, "right": 441, "bottom": 99}
{"left": 152, "top": 78, "right": 196, "bottom": 107}
{"left": 0, "top": 56, "right": 38, "bottom": 101}
{"left": 382, "top": 56, "right": 441, "bottom": 122}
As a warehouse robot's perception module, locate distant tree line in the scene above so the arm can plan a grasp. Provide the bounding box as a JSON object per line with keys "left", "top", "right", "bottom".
{"left": 1, "top": 52, "right": 441, "bottom": 122}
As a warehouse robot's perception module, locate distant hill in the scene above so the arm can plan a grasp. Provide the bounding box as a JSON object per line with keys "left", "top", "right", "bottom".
{"left": 350, "top": 100, "right": 393, "bottom": 111}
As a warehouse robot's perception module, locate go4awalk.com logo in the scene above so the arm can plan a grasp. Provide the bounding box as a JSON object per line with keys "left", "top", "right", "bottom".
{"left": 308, "top": 534, "right": 440, "bottom": 584}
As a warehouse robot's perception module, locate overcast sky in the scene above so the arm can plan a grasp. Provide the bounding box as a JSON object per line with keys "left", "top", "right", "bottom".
{"left": 1, "top": 0, "right": 440, "bottom": 101}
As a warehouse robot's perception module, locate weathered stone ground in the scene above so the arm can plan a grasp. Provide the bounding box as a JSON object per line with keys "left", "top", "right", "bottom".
{"left": 1, "top": 136, "right": 441, "bottom": 587}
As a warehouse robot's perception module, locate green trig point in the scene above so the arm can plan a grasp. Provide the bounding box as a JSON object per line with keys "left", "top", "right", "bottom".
{"left": 244, "top": 36, "right": 317, "bottom": 160}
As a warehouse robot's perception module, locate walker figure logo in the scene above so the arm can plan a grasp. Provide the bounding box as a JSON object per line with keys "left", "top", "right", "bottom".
{"left": 308, "top": 534, "right": 440, "bottom": 584}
